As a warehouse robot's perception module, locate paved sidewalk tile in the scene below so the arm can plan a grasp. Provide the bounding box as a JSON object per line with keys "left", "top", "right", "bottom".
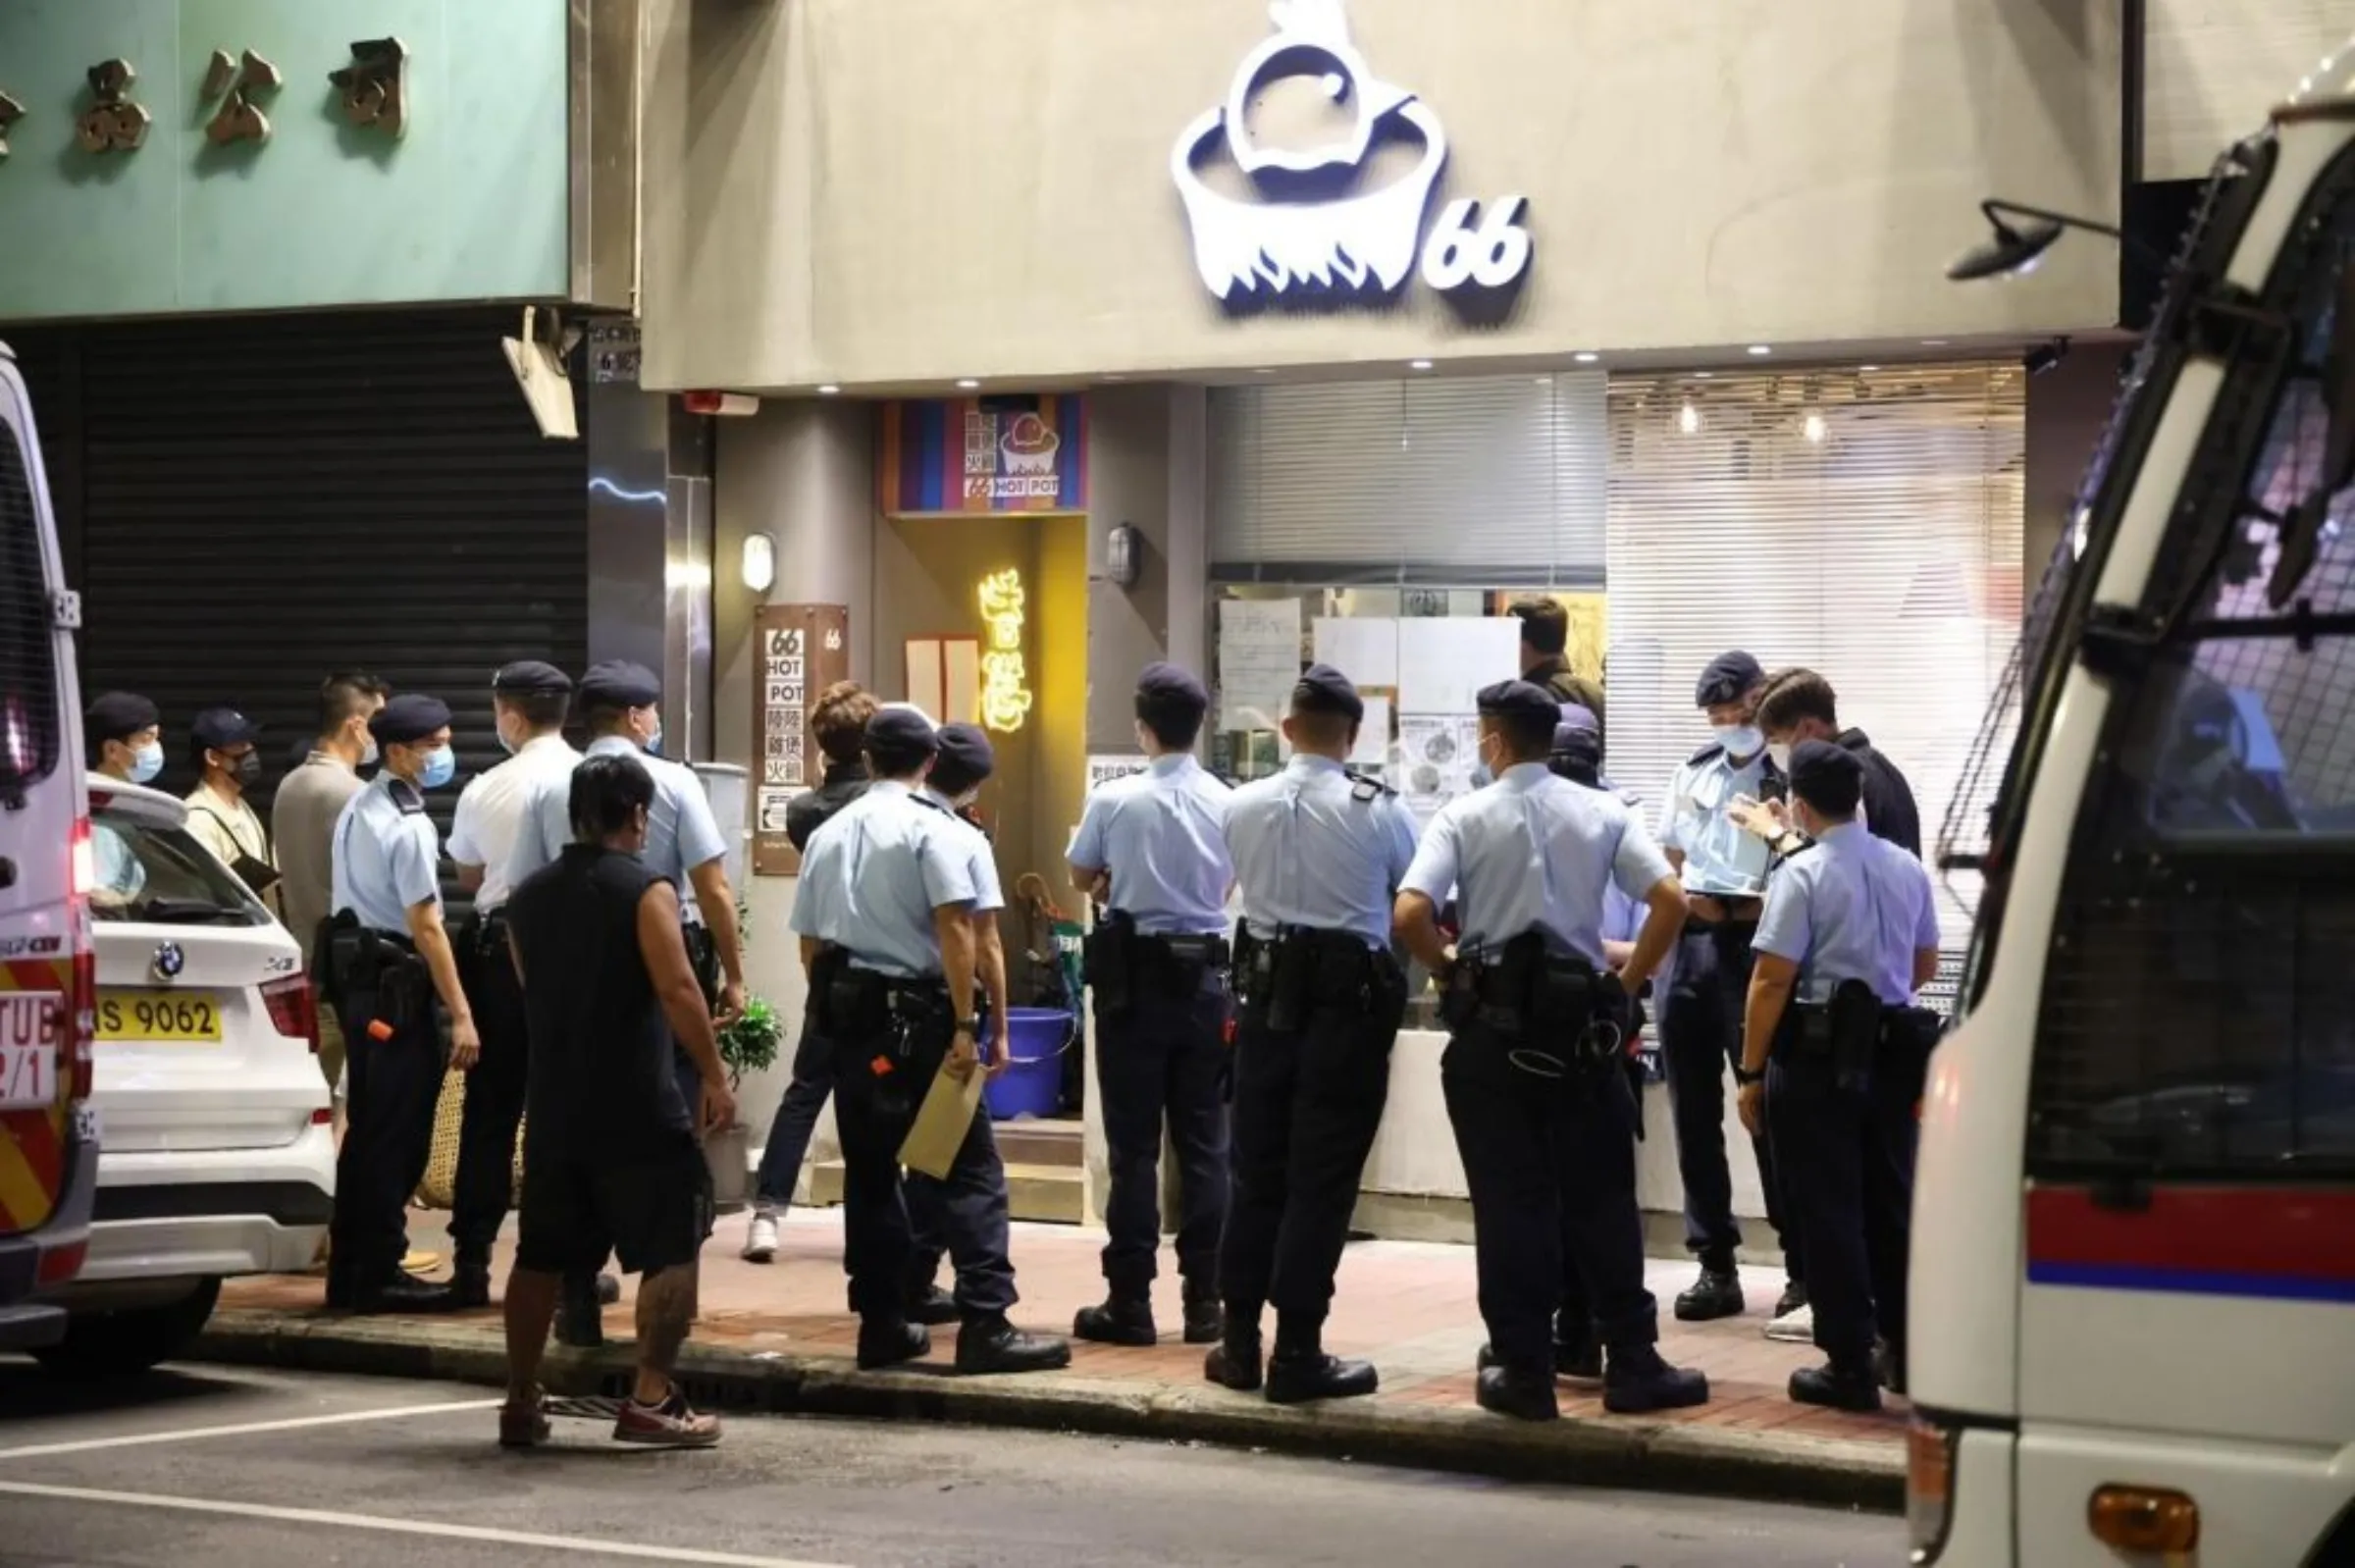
{"left": 226, "top": 1207, "right": 1904, "bottom": 1452}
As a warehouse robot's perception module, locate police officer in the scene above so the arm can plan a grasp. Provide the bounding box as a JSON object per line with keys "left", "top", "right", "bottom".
{"left": 1394, "top": 681, "right": 1707, "bottom": 1422}
{"left": 86, "top": 692, "right": 164, "bottom": 904}
{"left": 444, "top": 660, "right": 580, "bottom": 1308}
{"left": 1744, "top": 668, "right": 1922, "bottom": 859}
{"left": 1657, "top": 650, "right": 1803, "bottom": 1326}
{"left": 322, "top": 694, "right": 474, "bottom": 1314}
{"left": 1212, "top": 664, "right": 1418, "bottom": 1403}
{"left": 1066, "top": 663, "right": 1233, "bottom": 1347}
{"left": 790, "top": 707, "right": 1069, "bottom": 1377}
{"left": 1735, "top": 742, "right": 1942, "bottom": 1411}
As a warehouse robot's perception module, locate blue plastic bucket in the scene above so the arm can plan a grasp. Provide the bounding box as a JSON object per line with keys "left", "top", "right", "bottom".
{"left": 985, "top": 1007, "right": 1071, "bottom": 1121}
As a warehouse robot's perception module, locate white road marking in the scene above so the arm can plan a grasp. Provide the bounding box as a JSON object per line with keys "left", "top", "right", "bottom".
{"left": 0, "top": 1397, "right": 502, "bottom": 1460}
{"left": 0, "top": 1481, "right": 856, "bottom": 1568}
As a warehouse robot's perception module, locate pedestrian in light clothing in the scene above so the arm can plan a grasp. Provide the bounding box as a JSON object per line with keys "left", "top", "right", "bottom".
{"left": 498, "top": 753, "right": 737, "bottom": 1451}
{"left": 1736, "top": 741, "right": 1942, "bottom": 1412}
{"left": 745, "top": 681, "right": 877, "bottom": 1266}
{"left": 275, "top": 673, "right": 389, "bottom": 1121}
{"left": 444, "top": 660, "right": 581, "bottom": 1309}
{"left": 1212, "top": 663, "right": 1418, "bottom": 1403}
{"left": 184, "top": 706, "right": 279, "bottom": 908}
{"left": 1067, "top": 662, "right": 1233, "bottom": 1348}
{"left": 1394, "top": 681, "right": 1707, "bottom": 1423}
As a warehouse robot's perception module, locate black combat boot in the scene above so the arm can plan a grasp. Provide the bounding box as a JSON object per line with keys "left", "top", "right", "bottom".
{"left": 1673, "top": 1261, "right": 1745, "bottom": 1322}
{"left": 1264, "top": 1314, "right": 1378, "bottom": 1404}
{"left": 354, "top": 1272, "right": 457, "bottom": 1316}
{"left": 1790, "top": 1358, "right": 1882, "bottom": 1413}
{"left": 1475, "top": 1361, "right": 1559, "bottom": 1422}
{"left": 553, "top": 1274, "right": 605, "bottom": 1347}
{"left": 1552, "top": 1312, "right": 1603, "bottom": 1381}
{"left": 1204, "top": 1310, "right": 1263, "bottom": 1392}
{"left": 856, "top": 1318, "right": 930, "bottom": 1371}
{"left": 1073, "top": 1288, "right": 1158, "bottom": 1346}
{"left": 1180, "top": 1279, "right": 1223, "bottom": 1345}
{"left": 905, "top": 1284, "right": 960, "bottom": 1327}
{"left": 1603, "top": 1343, "right": 1711, "bottom": 1414}
{"left": 956, "top": 1314, "right": 1073, "bottom": 1376}
{"left": 449, "top": 1260, "right": 493, "bottom": 1311}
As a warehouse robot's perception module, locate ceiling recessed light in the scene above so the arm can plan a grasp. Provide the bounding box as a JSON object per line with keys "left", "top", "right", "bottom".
{"left": 1573, "top": 351, "right": 1599, "bottom": 364}
{"left": 1252, "top": 367, "right": 1276, "bottom": 376}
{"left": 816, "top": 384, "right": 841, "bottom": 396}
{"left": 1747, "top": 344, "right": 1772, "bottom": 356}
{"left": 1409, "top": 359, "right": 1434, "bottom": 371}
{"left": 1678, "top": 401, "right": 1701, "bottom": 435}
{"left": 1694, "top": 371, "right": 1714, "bottom": 380}
{"left": 1859, "top": 364, "right": 1881, "bottom": 372}
{"left": 956, "top": 378, "right": 981, "bottom": 390}
{"left": 1920, "top": 340, "right": 1948, "bottom": 347}
{"left": 1804, "top": 412, "right": 1827, "bottom": 444}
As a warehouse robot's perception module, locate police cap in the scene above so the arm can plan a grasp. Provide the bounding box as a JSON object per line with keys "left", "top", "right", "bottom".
{"left": 578, "top": 660, "right": 661, "bottom": 710}
{"left": 1553, "top": 702, "right": 1599, "bottom": 745}
{"left": 1695, "top": 650, "right": 1765, "bottom": 708}
{"left": 190, "top": 706, "right": 262, "bottom": 751}
{"left": 1787, "top": 738, "right": 1864, "bottom": 817}
{"left": 1135, "top": 662, "right": 1210, "bottom": 719}
{"left": 932, "top": 722, "right": 996, "bottom": 791}
{"left": 86, "top": 691, "right": 159, "bottom": 744}
{"left": 1476, "top": 679, "right": 1560, "bottom": 725}
{"left": 865, "top": 706, "right": 939, "bottom": 758}
{"left": 370, "top": 694, "right": 453, "bottom": 746}
{"left": 1290, "top": 662, "right": 1363, "bottom": 723}
{"left": 493, "top": 659, "right": 572, "bottom": 697}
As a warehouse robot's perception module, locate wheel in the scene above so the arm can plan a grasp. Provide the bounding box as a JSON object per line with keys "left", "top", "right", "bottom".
{"left": 32, "top": 1278, "right": 223, "bottom": 1379}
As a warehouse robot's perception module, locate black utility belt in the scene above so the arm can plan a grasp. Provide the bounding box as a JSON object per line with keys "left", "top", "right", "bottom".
{"left": 1235, "top": 926, "right": 1395, "bottom": 1028}
{"left": 1083, "top": 915, "right": 1228, "bottom": 1016}
{"left": 1142, "top": 931, "right": 1230, "bottom": 968}
{"left": 1771, "top": 989, "right": 1941, "bottom": 1084}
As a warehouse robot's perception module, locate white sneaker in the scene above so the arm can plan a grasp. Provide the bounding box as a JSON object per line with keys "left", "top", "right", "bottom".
{"left": 742, "top": 1213, "right": 779, "bottom": 1264}
{"left": 1765, "top": 1301, "right": 1814, "bottom": 1342}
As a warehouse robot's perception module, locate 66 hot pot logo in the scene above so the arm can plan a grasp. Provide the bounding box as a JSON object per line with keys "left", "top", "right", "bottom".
{"left": 1171, "top": 0, "right": 1532, "bottom": 308}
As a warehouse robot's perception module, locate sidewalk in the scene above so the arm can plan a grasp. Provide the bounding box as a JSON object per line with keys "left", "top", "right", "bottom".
{"left": 201, "top": 1209, "right": 1905, "bottom": 1508}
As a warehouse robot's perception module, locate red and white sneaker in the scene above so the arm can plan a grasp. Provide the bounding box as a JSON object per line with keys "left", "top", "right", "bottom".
{"left": 612, "top": 1384, "right": 722, "bottom": 1448}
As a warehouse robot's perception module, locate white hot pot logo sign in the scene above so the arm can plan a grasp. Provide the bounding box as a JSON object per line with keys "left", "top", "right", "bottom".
{"left": 1171, "top": 0, "right": 1532, "bottom": 307}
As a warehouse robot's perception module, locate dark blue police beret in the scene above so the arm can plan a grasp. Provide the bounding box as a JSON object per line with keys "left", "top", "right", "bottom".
{"left": 1695, "top": 650, "right": 1765, "bottom": 708}
{"left": 934, "top": 722, "right": 996, "bottom": 785}
{"left": 370, "top": 694, "right": 452, "bottom": 745}
{"left": 494, "top": 659, "right": 572, "bottom": 696}
{"left": 578, "top": 660, "right": 661, "bottom": 709}
{"left": 86, "top": 691, "right": 159, "bottom": 743}
{"left": 866, "top": 706, "right": 939, "bottom": 757}
{"left": 1291, "top": 662, "right": 1364, "bottom": 723}
{"left": 1135, "top": 662, "right": 1209, "bottom": 716}
{"left": 190, "top": 706, "right": 261, "bottom": 750}
{"left": 1787, "top": 738, "right": 1864, "bottom": 813}
{"left": 1476, "top": 680, "right": 1559, "bottom": 723}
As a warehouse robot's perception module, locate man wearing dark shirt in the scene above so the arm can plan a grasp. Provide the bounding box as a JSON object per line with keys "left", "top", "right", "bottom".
{"left": 1510, "top": 598, "right": 1607, "bottom": 753}
{"left": 497, "top": 754, "right": 737, "bottom": 1450}
{"left": 1750, "top": 670, "right": 1923, "bottom": 858}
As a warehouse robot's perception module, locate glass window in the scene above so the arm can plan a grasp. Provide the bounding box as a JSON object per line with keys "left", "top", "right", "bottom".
{"left": 0, "top": 416, "right": 60, "bottom": 799}
{"left": 89, "top": 802, "right": 270, "bottom": 928}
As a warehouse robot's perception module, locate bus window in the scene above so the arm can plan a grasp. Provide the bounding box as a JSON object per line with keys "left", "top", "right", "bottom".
{"left": 0, "top": 420, "right": 62, "bottom": 802}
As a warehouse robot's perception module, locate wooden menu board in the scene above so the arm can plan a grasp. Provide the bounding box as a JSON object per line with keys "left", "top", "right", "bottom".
{"left": 752, "top": 603, "right": 851, "bottom": 876}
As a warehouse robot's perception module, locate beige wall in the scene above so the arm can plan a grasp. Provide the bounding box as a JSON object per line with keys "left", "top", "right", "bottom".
{"left": 643, "top": 0, "right": 2124, "bottom": 392}
{"left": 2145, "top": 0, "right": 2355, "bottom": 182}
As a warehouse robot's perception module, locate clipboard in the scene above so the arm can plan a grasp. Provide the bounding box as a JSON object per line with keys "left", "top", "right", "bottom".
{"left": 899, "top": 1058, "right": 985, "bottom": 1178}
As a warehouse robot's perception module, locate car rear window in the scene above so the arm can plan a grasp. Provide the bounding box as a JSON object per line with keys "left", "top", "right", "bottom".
{"left": 91, "top": 805, "right": 270, "bottom": 928}
{"left": 0, "top": 414, "right": 61, "bottom": 801}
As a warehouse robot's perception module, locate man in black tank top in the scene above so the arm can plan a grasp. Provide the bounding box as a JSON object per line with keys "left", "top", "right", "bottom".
{"left": 497, "top": 755, "right": 739, "bottom": 1450}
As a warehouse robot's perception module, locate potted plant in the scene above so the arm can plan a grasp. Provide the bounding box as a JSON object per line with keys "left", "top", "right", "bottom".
{"left": 706, "top": 994, "right": 780, "bottom": 1212}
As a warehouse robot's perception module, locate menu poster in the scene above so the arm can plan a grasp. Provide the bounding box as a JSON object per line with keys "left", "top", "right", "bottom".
{"left": 752, "top": 603, "right": 851, "bottom": 876}
{"left": 1397, "top": 617, "right": 1520, "bottom": 715}
{"left": 1216, "top": 598, "right": 1304, "bottom": 732}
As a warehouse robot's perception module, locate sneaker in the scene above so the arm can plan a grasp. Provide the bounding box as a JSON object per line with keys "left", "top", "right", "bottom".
{"left": 498, "top": 1390, "right": 551, "bottom": 1450}
{"left": 1672, "top": 1267, "right": 1746, "bottom": 1323}
{"left": 613, "top": 1384, "right": 723, "bottom": 1448}
{"left": 742, "top": 1213, "right": 779, "bottom": 1264}
{"left": 1765, "top": 1300, "right": 1815, "bottom": 1343}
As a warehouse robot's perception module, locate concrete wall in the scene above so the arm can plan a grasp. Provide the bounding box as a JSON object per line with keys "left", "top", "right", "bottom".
{"left": 642, "top": 0, "right": 2124, "bottom": 392}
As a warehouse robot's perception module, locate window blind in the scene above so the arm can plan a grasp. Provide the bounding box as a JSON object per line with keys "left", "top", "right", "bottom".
{"left": 1209, "top": 371, "right": 1607, "bottom": 585}
{"left": 1603, "top": 364, "right": 2026, "bottom": 948}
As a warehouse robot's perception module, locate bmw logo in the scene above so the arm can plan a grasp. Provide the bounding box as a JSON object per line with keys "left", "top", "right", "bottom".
{"left": 151, "top": 942, "right": 184, "bottom": 980}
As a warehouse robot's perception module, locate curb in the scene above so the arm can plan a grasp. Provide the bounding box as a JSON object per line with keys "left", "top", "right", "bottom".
{"left": 192, "top": 1309, "right": 1903, "bottom": 1512}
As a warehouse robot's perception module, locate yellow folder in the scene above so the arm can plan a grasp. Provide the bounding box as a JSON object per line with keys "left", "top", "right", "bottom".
{"left": 899, "top": 1059, "right": 985, "bottom": 1178}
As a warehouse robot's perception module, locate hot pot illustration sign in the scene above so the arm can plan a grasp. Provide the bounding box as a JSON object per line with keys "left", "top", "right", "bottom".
{"left": 1171, "top": 0, "right": 1532, "bottom": 306}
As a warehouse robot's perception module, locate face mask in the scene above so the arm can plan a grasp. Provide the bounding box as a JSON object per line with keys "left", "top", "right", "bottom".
{"left": 644, "top": 722, "right": 663, "bottom": 757}
{"left": 1767, "top": 741, "right": 1793, "bottom": 773}
{"left": 1716, "top": 724, "right": 1764, "bottom": 760}
{"left": 495, "top": 715, "right": 517, "bottom": 757}
{"left": 419, "top": 746, "right": 457, "bottom": 791}
{"left": 129, "top": 742, "right": 163, "bottom": 785}
{"left": 233, "top": 752, "right": 262, "bottom": 787}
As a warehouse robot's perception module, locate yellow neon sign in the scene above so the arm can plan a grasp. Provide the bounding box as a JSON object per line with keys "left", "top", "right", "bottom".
{"left": 977, "top": 567, "right": 1032, "bottom": 733}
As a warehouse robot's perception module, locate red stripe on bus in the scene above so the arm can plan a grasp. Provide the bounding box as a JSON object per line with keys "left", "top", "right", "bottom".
{"left": 2027, "top": 1184, "right": 2355, "bottom": 1283}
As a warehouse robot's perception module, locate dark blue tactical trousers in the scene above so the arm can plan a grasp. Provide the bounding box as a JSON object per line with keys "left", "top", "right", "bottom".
{"left": 1095, "top": 971, "right": 1230, "bottom": 1293}
{"left": 904, "top": 1111, "right": 1013, "bottom": 1318}
{"left": 1766, "top": 1052, "right": 1916, "bottom": 1367}
{"left": 332, "top": 985, "right": 442, "bottom": 1289}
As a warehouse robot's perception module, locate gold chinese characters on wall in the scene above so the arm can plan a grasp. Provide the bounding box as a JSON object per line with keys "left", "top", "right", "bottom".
{"left": 13, "top": 37, "right": 416, "bottom": 164}
{"left": 75, "top": 60, "right": 148, "bottom": 154}
{"left": 0, "top": 91, "right": 24, "bottom": 160}
{"left": 202, "top": 49, "right": 282, "bottom": 145}
{"left": 330, "top": 37, "right": 408, "bottom": 138}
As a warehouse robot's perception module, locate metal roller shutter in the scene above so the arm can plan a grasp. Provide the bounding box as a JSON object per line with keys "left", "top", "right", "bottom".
{"left": 19, "top": 308, "right": 586, "bottom": 830}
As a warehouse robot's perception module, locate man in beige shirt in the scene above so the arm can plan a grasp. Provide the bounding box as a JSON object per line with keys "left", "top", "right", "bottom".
{"left": 272, "top": 673, "right": 389, "bottom": 1119}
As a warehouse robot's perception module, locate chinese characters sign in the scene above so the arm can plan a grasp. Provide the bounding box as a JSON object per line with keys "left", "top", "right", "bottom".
{"left": 976, "top": 569, "right": 1032, "bottom": 734}
{"left": 877, "top": 396, "right": 1088, "bottom": 515}
{"left": 751, "top": 603, "right": 850, "bottom": 877}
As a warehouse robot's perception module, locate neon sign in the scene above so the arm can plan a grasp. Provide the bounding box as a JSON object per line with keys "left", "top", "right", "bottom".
{"left": 977, "top": 569, "right": 1032, "bottom": 733}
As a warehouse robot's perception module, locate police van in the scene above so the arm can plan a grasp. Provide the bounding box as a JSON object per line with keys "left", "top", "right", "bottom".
{"left": 0, "top": 341, "right": 100, "bottom": 1349}
{"left": 1913, "top": 48, "right": 2355, "bottom": 1568}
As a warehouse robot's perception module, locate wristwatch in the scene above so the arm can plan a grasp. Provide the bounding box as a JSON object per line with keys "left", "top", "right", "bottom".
{"left": 954, "top": 1017, "right": 982, "bottom": 1036}
{"left": 1733, "top": 1064, "right": 1766, "bottom": 1086}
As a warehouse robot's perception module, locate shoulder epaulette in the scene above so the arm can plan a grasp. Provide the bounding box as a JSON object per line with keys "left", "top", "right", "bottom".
{"left": 910, "top": 793, "right": 951, "bottom": 815}
{"left": 1686, "top": 742, "right": 1726, "bottom": 766}
{"left": 1343, "top": 766, "right": 1395, "bottom": 803}
{"left": 387, "top": 778, "right": 427, "bottom": 816}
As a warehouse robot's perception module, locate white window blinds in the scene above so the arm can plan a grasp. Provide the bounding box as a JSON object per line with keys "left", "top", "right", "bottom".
{"left": 1602, "top": 364, "right": 2026, "bottom": 947}
{"left": 1209, "top": 372, "right": 1607, "bottom": 585}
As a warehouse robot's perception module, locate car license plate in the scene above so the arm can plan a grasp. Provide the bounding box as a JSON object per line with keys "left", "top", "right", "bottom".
{"left": 0, "top": 993, "right": 60, "bottom": 1109}
{"left": 97, "top": 989, "right": 224, "bottom": 1043}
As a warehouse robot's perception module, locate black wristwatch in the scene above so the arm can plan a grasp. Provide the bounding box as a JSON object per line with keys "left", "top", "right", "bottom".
{"left": 1733, "top": 1064, "right": 1766, "bottom": 1086}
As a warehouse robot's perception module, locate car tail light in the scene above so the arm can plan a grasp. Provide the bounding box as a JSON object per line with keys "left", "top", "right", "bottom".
{"left": 1907, "top": 1414, "right": 1961, "bottom": 1563}
{"left": 309, "top": 1105, "right": 334, "bottom": 1125}
{"left": 65, "top": 815, "right": 93, "bottom": 1103}
{"left": 37, "top": 1236, "right": 87, "bottom": 1286}
{"left": 261, "top": 974, "right": 320, "bottom": 1053}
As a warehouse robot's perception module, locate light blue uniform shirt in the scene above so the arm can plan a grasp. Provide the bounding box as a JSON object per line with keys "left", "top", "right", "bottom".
{"left": 331, "top": 776, "right": 442, "bottom": 936}
{"left": 1753, "top": 821, "right": 1942, "bottom": 1005}
{"left": 1225, "top": 755, "right": 1420, "bottom": 950}
{"left": 506, "top": 736, "right": 728, "bottom": 922}
{"left": 920, "top": 788, "right": 1006, "bottom": 915}
{"left": 1068, "top": 754, "right": 1232, "bottom": 936}
{"left": 789, "top": 781, "right": 978, "bottom": 979}
{"left": 1400, "top": 762, "right": 1673, "bottom": 968}
{"left": 1591, "top": 784, "right": 1648, "bottom": 947}
{"left": 1663, "top": 744, "right": 1777, "bottom": 898}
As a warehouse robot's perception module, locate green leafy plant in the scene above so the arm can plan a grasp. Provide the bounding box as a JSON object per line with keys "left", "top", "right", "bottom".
{"left": 716, "top": 994, "right": 782, "bottom": 1088}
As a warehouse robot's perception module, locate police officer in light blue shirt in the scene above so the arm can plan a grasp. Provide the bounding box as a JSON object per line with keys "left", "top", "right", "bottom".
{"left": 1655, "top": 649, "right": 1805, "bottom": 1328}
{"left": 1209, "top": 664, "right": 1418, "bottom": 1404}
{"left": 791, "top": 707, "right": 1069, "bottom": 1378}
{"left": 1737, "top": 741, "right": 1942, "bottom": 1414}
{"left": 1066, "top": 663, "right": 1234, "bottom": 1348}
{"left": 1395, "top": 680, "right": 1707, "bottom": 1423}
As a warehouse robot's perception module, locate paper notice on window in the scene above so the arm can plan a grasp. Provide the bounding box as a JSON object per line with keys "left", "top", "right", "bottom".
{"left": 1350, "top": 695, "right": 1393, "bottom": 766}
{"left": 1312, "top": 617, "right": 1399, "bottom": 690}
{"left": 1217, "top": 599, "right": 1303, "bottom": 731}
{"left": 1397, "top": 617, "right": 1520, "bottom": 715}
{"left": 1398, "top": 713, "right": 1481, "bottom": 818}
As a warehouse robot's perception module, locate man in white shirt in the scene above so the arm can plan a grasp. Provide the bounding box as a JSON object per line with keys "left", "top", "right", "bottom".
{"left": 445, "top": 661, "right": 582, "bottom": 1308}
{"left": 184, "top": 706, "right": 279, "bottom": 916}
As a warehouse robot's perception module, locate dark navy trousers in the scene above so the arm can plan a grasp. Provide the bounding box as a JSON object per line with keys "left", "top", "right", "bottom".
{"left": 1766, "top": 1051, "right": 1918, "bottom": 1368}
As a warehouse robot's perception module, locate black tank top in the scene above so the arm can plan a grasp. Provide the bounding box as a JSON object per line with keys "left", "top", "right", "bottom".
{"left": 506, "top": 845, "right": 691, "bottom": 1154}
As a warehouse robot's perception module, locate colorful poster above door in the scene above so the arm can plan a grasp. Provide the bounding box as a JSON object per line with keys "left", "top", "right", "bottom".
{"left": 878, "top": 395, "right": 1088, "bottom": 514}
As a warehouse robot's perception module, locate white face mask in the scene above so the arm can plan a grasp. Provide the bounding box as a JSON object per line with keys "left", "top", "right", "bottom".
{"left": 1767, "top": 741, "right": 1793, "bottom": 773}
{"left": 1715, "top": 723, "right": 1764, "bottom": 759}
